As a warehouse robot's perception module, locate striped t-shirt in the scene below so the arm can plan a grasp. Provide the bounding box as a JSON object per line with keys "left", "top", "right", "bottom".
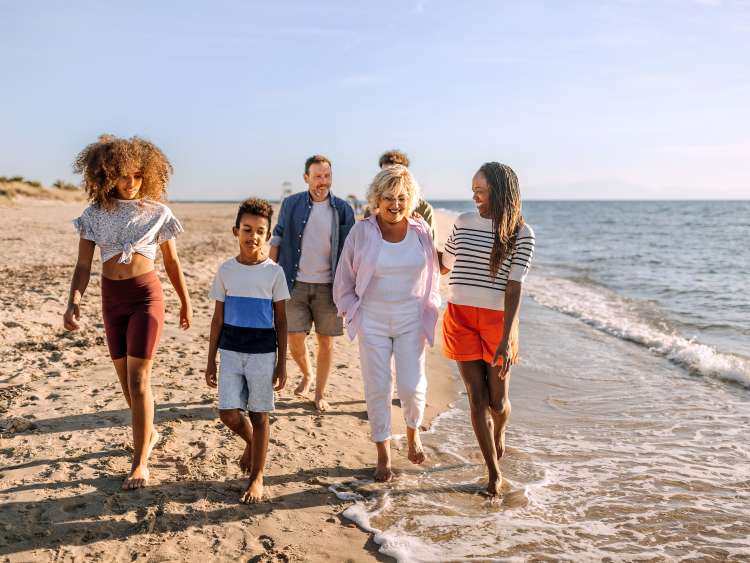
{"left": 209, "top": 258, "right": 290, "bottom": 354}
{"left": 443, "top": 212, "right": 535, "bottom": 311}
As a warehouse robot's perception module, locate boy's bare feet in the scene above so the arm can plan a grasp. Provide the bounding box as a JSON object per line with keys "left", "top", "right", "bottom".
{"left": 122, "top": 465, "right": 150, "bottom": 490}
{"left": 241, "top": 476, "right": 264, "bottom": 503}
{"left": 146, "top": 430, "right": 160, "bottom": 460}
{"left": 239, "top": 443, "right": 253, "bottom": 474}
{"left": 486, "top": 471, "right": 502, "bottom": 497}
{"left": 373, "top": 462, "right": 393, "bottom": 482}
{"left": 294, "top": 378, "right": 311, "bottom": 396}
{"left": 314, "top": 396, "right": 330, "bottom": 412}
{"left": 407, "top": 428, "right": 426, "bottom": 465}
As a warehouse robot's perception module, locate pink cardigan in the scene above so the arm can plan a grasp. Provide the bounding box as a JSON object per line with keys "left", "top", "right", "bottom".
{"left": 333, "top": 215, "right": 441, "bottom": 345}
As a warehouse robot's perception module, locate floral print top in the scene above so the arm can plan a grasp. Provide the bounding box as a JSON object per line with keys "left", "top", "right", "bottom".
{"left": 72, "top": 199, "right": 183, "bottom": 264}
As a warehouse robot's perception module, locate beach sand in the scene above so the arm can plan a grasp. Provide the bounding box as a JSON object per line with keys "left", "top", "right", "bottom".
{"left": 0, "top": 200, "right": 460, "bottom": 562}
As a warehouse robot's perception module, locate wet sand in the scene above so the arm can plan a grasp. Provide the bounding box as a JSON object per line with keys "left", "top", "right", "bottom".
{"left": 0, "top": 200, "right": 458, "bottom": 562}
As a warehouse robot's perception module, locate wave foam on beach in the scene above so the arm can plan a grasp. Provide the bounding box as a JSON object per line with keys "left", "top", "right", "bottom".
{"left": 527, "top": 273, "right": 750, "bottom": 388}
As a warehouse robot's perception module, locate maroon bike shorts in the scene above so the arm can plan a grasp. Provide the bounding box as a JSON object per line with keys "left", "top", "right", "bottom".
{"left": 101, "top": 270, "right": 165, "bottom": 360}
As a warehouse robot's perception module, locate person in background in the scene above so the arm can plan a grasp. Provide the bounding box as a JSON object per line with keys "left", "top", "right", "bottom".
{"left": 269, "top": 155, "right": 355, "bottom": 411}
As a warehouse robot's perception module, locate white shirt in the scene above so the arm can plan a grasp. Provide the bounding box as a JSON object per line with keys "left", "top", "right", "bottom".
{"left": 297, "top": 200, "right": 334, "bottom": 283}
{"left": 443, "top": 212, "right": 535, "bottom": 311}
{"left": 360, "top": 228, "right": 426, "bottom": 313}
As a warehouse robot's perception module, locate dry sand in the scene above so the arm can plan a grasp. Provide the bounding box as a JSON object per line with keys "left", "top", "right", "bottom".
{"left": 0, "top": 200, "right": 459, "bottom": 562}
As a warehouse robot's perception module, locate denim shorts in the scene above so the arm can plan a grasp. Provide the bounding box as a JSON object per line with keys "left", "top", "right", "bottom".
{"left": 286, "top": 281, "right": 344, "bottom": 336}
{"left": 218, "top": 349, "right": 276, "bottom": 412}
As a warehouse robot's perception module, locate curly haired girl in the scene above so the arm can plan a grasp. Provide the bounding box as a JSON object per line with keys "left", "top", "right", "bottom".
{"left": 63, "top": 134, "right": 192, "bottom": 490}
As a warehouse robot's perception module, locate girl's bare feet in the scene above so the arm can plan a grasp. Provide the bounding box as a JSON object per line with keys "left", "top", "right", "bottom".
{"left": 406, "top": 427, "right": 426, "bottom": 465}
{"left": 122, "top": 465, "right": 150, "bottom": 490}
{"left": 314, "top": 396, "right": 330, "bottom": 412}
{"left": 146, "top": 430, "right": 160, "bottom": 460}
{"left": 240, "top": 476, "right": 264, "bottom": 503}
{"left": 374, "top": 440, "right": 392, "bottom": 481}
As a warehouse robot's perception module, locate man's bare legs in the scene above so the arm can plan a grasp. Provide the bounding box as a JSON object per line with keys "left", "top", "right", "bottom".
{"left": 289, "top": 332, "right": 334, "bottom": 411}
{"left": 219, "top": 409, "right": 254, "bottom": 474}
{"left": 457, "top": 360, "right": 502, "bottom": 497}
{"left": 241, "top": 411, "right": 269, "bottom": 503}
{"left": 289, "top": 332, "right": 313, "bottom": 396}
{"left": 122, "top": 356, "right": 155, "bottom": 490}
{"left": 314, "top": 334, "right": 334, "bottom": 411}
{"left": 374, "top": 439, "right": 393, "bottom": 482}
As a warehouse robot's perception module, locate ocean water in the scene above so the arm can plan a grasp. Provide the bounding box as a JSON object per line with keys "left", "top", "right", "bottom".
{"left": 335, "top": 200, "right": 750, "bottom": 561}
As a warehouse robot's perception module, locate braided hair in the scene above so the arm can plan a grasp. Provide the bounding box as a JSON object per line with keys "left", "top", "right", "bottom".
{"left": 478, "top": 162, "right": 525, "bottom": 278}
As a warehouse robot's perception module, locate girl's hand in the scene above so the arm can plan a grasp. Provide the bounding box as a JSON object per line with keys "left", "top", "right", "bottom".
{"left": 205, "top": 360, "right": 218, "bottom": 388}
{"left": 63, "top": 303, "right": 80, "bottom": 331}
{"left": 491, "top": 338, "right": 514, "bottom": 378}
{"left": 273, "top": 363, "right": 287, "bottom": 391}
{"left": 180, "top": 302, "right": 193, "bottom": 330}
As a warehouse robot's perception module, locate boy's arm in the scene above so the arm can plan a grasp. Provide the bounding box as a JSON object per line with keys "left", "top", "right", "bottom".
{"left": 205, "top": 301, "right": 224, "bottom": 387}
{"left": 272, "top": 300, "right": 287, "bottom": 390}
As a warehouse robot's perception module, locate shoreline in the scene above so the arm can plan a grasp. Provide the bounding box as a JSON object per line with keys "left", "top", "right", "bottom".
{"left": 0, "top": 200, "right": 461, "bottom": 562}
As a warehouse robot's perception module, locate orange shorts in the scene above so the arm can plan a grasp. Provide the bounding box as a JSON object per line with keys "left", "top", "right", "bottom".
{"left": 442, "top": 303, "right": 518, "bottom": 365}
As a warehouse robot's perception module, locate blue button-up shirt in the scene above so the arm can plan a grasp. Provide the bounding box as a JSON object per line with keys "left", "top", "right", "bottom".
{"left": 270, "top": 190, "right": 355, "bottom": 291}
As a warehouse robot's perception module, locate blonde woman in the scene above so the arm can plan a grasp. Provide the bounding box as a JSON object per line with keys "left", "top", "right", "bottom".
{"left": 333, "top": 165, "right": 440, "bottom": 481}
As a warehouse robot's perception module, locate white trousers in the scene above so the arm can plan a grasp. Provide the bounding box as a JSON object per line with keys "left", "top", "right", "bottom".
{"left": 357, "top": 306, "right": 427, "bottom": 442}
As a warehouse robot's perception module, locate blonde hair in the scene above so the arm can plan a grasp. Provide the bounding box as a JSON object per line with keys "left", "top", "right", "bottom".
{"left": 367, "top": 164, "right": 421, "bottom": 216}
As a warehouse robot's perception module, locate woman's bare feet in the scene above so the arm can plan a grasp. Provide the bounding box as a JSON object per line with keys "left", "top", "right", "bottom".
{"left": 122, "top": 465, "right": 150, "bottom": 490}
{"left": 239, "top": 442, "right": 253, "bottom": 474}
{"left": 406, "top": 427, "right": 426, "bottom": 465}
{"left": 294, "top": 377, "right": 311, "bottom": 396}
{"left": 495, "top": 428, "right": 506, "bottom": 459}
{"left": 374, "top": 440, "right": 393, "bottom": 482}
{"left": 146, "top": 430, "right": 160, "bottom": 460}
{"left": 240, "top": 476, "right": 264, "bottom": 503}
{"left": 486, "top": 470, "right": 502, "bottom": 497}
{"left": 373, "top": 462, "right": 393, "bottom": 482}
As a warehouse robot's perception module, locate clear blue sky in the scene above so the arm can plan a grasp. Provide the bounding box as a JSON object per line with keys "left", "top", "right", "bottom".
{"left": 1, "top": 0, "right": 748, "bottom": 200}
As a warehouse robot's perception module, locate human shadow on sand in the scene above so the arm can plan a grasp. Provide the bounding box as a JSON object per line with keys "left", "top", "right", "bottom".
{"left": 0, "top": 465, "right": 382, "bottom": 557}
{"left": 8, "top": 401, "right": 217, "bottom": 436}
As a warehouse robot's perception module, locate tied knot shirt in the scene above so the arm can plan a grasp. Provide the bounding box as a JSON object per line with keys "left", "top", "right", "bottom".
{"left": 442, "top": 212, "right": 535, "bottom": 311}
{"left": 72, "top": 199, "right": 183, "bottom": 264}
{"left": 209, "top": 258, "right": 290, "bottom": 354}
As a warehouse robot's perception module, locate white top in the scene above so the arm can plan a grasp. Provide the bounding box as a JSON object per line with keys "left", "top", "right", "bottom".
{"left": 73, "top": 199, "right": 183, "bottom": 264}
{"left": 360, "top": 228, "right": 426, "bottom": 313}
{"left": 443, "top": 212, "right": 535, "bottom": 311}
{"left": 297, "top": 200, "right": 334, "bottom": 283}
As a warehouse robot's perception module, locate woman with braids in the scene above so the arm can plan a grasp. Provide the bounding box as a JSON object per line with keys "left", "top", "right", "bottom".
{"left": 439, "top": 162, "right": 535, "bottom": 497}
{"left": 63, "top": 135, "right": 192, "bottom": 490}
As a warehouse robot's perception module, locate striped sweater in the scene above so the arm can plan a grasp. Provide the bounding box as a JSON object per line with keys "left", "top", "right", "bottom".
{"left": 443, "top": 212, "right": 535, "bottom": 311}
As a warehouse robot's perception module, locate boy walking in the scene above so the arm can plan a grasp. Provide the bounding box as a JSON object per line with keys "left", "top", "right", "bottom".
{"left": 205, "top": 198, "right": 289, "bottom": 503}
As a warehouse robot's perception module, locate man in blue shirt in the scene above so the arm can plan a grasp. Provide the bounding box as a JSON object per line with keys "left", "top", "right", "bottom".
{"left": 269, "top": 155, "right": 355, "bottom": 411}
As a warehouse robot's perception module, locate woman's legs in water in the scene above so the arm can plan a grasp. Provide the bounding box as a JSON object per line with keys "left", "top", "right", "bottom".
{"left": 393, "top": 321, "right": 427, "bottom": 465}
{"left": 457, "top": 359, "right": 502, "bottom": 496}
{"left": 487, "top": 364, "right": 512, "bottom": 459}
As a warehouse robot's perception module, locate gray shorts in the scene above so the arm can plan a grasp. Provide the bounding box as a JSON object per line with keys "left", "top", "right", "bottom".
{"left": 218, "top": 349, "right": 276, "bottom": 412}
{"left": 286, "top": 282, "right": 344, "bottom": 336}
